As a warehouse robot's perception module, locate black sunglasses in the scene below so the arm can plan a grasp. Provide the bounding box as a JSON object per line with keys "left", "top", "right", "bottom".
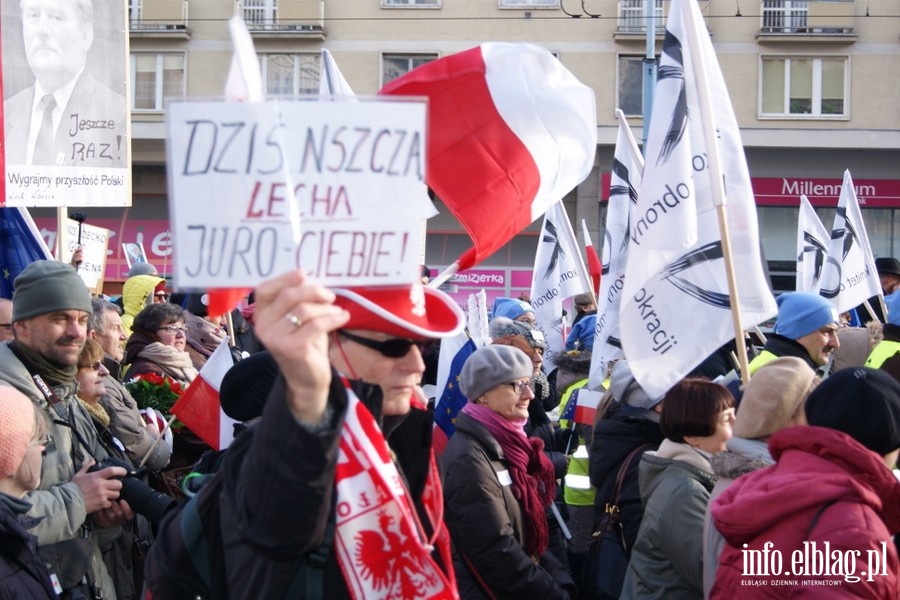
{"left": 338, "top": 330, "right": 431, "bottom": 359}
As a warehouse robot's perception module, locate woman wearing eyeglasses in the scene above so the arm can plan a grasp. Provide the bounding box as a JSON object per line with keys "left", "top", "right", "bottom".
{"left": 0, "top": 385, "right": 58, "bottom": 599}
{"left": 123, "top": 303, "right": 198, "bottom": 386}
{"left": 441, "top": 345, "right": 577, "bottom": 599}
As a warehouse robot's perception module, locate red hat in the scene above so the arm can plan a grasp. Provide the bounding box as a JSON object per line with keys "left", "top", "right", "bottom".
{"left": 333, "top": 284, "right": 464, "bottom": 340}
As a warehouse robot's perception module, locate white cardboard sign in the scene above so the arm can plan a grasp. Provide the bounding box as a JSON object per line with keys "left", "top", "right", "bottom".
{"left": 166, "top": 98, "right": 428, "bottom": 289}
{"left": 60, "top": 219, "right": 110, "bottom": 294}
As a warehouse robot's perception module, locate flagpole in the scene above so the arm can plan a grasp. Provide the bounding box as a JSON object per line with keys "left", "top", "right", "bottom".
{"left": 681, "top": 2, "right": 751, "bottom": 385}
{"left": 137, "top": 413, "right": 178, "bottom": 469}
{"left": 429, "top": 261, "right": 459, "bottom": 289}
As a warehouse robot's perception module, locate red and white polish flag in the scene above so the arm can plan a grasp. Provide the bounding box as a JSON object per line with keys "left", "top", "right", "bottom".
{"left": 380, "top": 43, "right": 597, "bottom": 270}
{"left": 170, "top": 339, "right": 238, "bottom": 451}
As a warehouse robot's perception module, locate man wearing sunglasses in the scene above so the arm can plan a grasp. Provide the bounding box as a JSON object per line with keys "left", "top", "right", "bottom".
{"left": 0, "top": 260, "right": 130, "bottom": 599}
{"left": 146, "top": 271, "right": 465, "bottom": 599}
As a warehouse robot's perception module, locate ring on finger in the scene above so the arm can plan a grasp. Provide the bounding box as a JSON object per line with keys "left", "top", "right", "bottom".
{"left": 286, "top": 312, "right": 302, "bottom": 327}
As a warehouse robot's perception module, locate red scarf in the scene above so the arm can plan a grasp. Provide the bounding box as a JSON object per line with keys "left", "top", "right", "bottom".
{"left": 334, "top": 378, "right": 458, "bottom": 600}
{"left": 461, "top": 402, "right": 555, "bottom": 558}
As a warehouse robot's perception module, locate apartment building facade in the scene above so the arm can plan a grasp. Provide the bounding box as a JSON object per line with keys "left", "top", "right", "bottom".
{"left": 36, "top": 0, "right": 900, "bottom": 296}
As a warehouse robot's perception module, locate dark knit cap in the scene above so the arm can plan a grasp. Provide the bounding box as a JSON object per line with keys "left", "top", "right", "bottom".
{"left": 805, "top": 366, "right": 900, "bottom": 455}
{"left": 219, "top": 351, "right": 280, "bottom": 422}
{"left": 12, "top": 260, "right": 92, "bottom": 322}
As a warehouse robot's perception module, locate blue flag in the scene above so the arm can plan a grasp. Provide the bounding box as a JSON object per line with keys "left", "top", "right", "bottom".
{"left": 434, "top": 338, "right": 477, "bottom": 439}
{"left": 0, "top": 208, "right": 53, "bottom": 299}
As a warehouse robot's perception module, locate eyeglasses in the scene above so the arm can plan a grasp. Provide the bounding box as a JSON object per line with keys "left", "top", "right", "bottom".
{"left": 508, "top": 380, "right": 533, "bottom": 395}
{"left": 338, "top": 330, "right": 429, "bottom": 359}
{"left": 0, "top": 323, "right": 11, "bottom": 330}
{"left": 79, "top": 361, "right": 103, "bottom": 371}
{"left": 155, "top": 293, "right": 169, "bottom": 300}
{"left": 158, "top": 325, "right": 187, "bottom": 334}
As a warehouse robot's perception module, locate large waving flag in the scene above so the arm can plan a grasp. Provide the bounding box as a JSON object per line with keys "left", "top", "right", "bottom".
{"left": 0, "top": 207, "right": 54, "bottom": 298}
{"left": 816, "top": 170, "right": 881, "bottom": 315}
{"left": 796, "top": 195, "right": 830, "bottom": 293}
{"left": 530, "top": 200, "right": 593, "bottom": 371}
{"left": 619, "top": 0, "right": 777, "bottom": 398}
{"left": 170, "top": 339, "right": 239, "bottom": 450}
{"left": 589, "top": 111, "right": 643, "bottom": 390}
{"left": 380, "top": 43, "right": 597, "bottom": 274}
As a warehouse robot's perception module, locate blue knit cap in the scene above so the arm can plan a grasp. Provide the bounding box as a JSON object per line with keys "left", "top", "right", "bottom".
{"left": 492, "top": 297, "right": 534, "bottom": 320}
{"left": 774, "top": 292, "right": 839, "bottom": 340}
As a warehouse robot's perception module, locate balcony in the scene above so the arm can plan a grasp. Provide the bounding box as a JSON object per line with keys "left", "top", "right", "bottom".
{"left": 129, "top": 0, "right": 190, "bottom": 39}
{"left": 758, "top": 0, "right": 856, "bottom": 43}
{"left": 244, "top": 0, "right": 326, "bottom": 40}
{"left": 614, "top": 0, "right": 664, "bottom": 40}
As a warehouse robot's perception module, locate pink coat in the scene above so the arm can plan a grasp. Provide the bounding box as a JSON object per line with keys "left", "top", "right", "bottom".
{"left": 710, "top": 426, "right": 900, "bottom": 599}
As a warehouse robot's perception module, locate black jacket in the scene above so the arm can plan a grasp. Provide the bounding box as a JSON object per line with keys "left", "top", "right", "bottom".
{"left": 589, "top": 403, "right": 664, "bottom": 554}
{"left": 441, "top": 412, "right": 574, "bottom": 600}
{"left": 0, "top": 495, "right": 57, "bottom": 600}
{"left": 145, "top": 372, "right": 448, "bottom": 599}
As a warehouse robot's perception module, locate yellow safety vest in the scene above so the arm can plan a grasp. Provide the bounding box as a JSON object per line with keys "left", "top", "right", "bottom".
{"left": 865, "top": 339, "right": 900, "bottom": 369}
{"left": 747, "top": 350, "right": 779, "bottom": 376}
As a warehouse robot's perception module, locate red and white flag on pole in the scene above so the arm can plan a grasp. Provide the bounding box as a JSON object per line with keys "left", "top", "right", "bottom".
{"left": 170, "top": 340, "right": 238, "bottom": 450}
{"left": 581, "top": 219, "right": 602, "bottom": 295}
{"left": 380, "top": 43, "right": 597, "bottom": 273}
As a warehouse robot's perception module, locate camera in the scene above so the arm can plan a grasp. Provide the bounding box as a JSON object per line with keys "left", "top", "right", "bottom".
{"left": 89, "top": 457, "right": 178, "bottom": 530}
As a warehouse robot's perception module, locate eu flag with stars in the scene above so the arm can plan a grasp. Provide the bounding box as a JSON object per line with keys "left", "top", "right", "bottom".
{"left": 434, "top": 338, "right": 477, "bottom": 439}
{"left": 0, "top": 207, "right": 53, "bottom": 298}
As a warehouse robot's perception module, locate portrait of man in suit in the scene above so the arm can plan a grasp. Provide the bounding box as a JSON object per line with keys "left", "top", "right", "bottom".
{"left": 3, "top": 0, "right": 127, "bottom": 168}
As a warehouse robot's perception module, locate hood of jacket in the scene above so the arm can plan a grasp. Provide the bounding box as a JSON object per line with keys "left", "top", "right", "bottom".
{"left": 122, "top": 275, "right": 164, "bottom": 320}
{"left": 712, "top": 426, "right": 900, "bottom": 548}
{"left": 711, "top": 437, "right": 773, "bottom": 480}
{"left": 638, "top": 438, "right": 716, "bottom": 503}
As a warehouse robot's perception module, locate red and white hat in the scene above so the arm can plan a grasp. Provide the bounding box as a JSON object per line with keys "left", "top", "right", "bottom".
{"left": 333, "top": 284, "right": 464, "bottom": 340}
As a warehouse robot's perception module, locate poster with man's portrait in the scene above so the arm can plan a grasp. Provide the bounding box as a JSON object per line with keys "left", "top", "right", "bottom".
{"left": 1, "top": 0, "right": 131, "bottom": 207}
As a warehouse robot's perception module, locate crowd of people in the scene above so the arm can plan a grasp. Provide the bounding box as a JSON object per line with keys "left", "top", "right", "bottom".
{"left": 0, "top": 259, "right": 898, "bottom": 599}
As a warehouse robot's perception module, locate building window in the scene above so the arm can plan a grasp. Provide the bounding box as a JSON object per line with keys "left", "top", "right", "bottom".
{"left": 128, "top": 0, "right": 140, "bottom": 25}
{"left": 382, "top": 0, "right": 440, "bottom": 7}
{"left": 498, "top": 0, "right": 559, "bottom": 8}
{"left": 260, "top": 54, "right": 320, "bottom": 97}
{"left": 243, "top": 0, "right": 276, "bottom": 26}
{"left": 382, "top": 53, "right": 438, "bottom": 87}
{"left": 618, "top": 0, "right": 664, "bottom": 33}
{"left": 760, "top": 57, "right": 847, "bottom": 117}
{"left": 131, "top": 53, "right": 185, "bottom": 111}
{"left": 618, "top": 55, "right": 656, "bottom": 117}
{"left": 762, "top": 0, "right": 808, "bottom": 34}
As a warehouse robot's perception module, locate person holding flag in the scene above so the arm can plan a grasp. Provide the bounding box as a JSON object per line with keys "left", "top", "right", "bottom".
{"left": 748, "top": 292, "right": 841, "bottom": 375}
{"left": 145, "top": 271, "right": 464, "bottom": 599}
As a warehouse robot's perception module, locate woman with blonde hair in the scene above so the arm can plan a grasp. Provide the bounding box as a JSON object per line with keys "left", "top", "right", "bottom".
{"left": 0, "top": 386, "right": 57, "bottom": 598}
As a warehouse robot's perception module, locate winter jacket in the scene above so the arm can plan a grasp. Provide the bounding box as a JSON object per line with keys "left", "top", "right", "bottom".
{"left": 0, "top": 342, "right": 117, "bottom": 598}
{"left": 620, "top": 439, "right": 717, "bottom": 600}
{"left": 701, "top": 437, "right": 772, "bottom": 598}
{"left": 748, "top": 334, "right": 819, "bottom": 375}
{"left": 100, "top": 355, "right": 171, "bottom": 473}
{"left": 145, "top": 373, "right": 452, "bottom": 599}
{"left": 0, "top": 494, "right": 57, "bottom": 600}
{"left": 589, "top": 403, "right": 664, "bottom": 554}
{"left": 710, "top": 426, "right": 900, "bottom": 599}
{"left": 866, "top": 322, "right": 900, "bottom": 382}
{"left": 441, "top": 412, "right": 574, "bottom": 600}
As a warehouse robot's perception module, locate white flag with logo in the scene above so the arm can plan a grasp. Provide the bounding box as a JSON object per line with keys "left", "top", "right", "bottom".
{"left": 530, "top": 200, "right": 593, "bottom": 372}
{"left": 816, "top": 170, "right": 881, "bottom": 314}
{"left": 589, "top": 113, "right": 643, "bottom": 390}
{"left": 796, "top": 195, "right": 830, "bottom": 293}
{"left": 619, "top": 0, "right": 777, "bottom": 398}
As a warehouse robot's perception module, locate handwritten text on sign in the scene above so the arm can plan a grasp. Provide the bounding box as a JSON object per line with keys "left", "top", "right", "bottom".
{"left": 167, "top": 98, "right": 427, "bottom": 289}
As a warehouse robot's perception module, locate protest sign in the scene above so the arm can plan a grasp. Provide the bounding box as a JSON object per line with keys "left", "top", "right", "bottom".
{"left": 1, "top": 0, "right": 131, "bottom": 207}
{"left": 166, "top": 97, "right": 428, "bottom": 289}
{"left": 60, "top": 218, "right": 109, "bottom": 294}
